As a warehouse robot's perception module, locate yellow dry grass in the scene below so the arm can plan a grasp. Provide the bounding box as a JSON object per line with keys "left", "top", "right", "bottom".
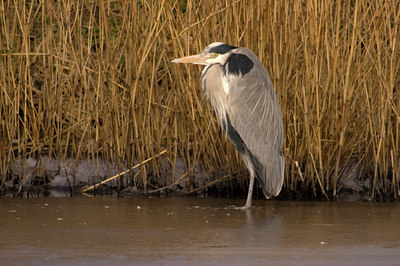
{"left": 0, "top": 0, "right": 399, "bottom": 199}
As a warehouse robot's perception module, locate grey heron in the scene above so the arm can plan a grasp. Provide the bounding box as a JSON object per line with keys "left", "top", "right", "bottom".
{"left": 172, "top": 42, "right": 284, "bottom": 209}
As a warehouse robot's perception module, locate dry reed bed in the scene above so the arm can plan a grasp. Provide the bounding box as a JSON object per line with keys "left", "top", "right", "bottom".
{"left": 0, "top": 0, "right": 399, "bottom": 199}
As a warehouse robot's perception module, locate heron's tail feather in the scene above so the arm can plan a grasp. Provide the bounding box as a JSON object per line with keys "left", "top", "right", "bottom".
{"left": 248, "top": 150, "right": 284, "bottom": 198}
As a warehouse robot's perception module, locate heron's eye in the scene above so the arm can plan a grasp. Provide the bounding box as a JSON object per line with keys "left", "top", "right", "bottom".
{"left": 210, "top": 53, "right": 219, "bottom": 58}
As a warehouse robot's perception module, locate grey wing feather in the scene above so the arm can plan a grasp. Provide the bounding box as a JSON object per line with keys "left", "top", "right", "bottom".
{"left": 227, "top": 48, "right": 284, "bottom": 197}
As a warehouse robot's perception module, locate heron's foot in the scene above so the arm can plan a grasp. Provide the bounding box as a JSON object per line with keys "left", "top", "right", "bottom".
{"left": 234, "top": 204, "right": 252, "bottom": 210}
{"left": 234, "top": 195, "right": 253, "bottom": 210}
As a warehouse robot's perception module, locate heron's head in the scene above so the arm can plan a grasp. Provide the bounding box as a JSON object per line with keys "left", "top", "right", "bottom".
{"left": 172, "top": 42, "right": 237, "bottom": 66}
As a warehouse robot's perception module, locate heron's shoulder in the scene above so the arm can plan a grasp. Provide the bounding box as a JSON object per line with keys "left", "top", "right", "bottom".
{"left": 225, "top": 53, "right": 253, "bottom": 76}
{"left": 226, "top": 47, "right": 267, "bottom": 75}
{"left": 224, "top": 47, "right": 259, "bottom": 77}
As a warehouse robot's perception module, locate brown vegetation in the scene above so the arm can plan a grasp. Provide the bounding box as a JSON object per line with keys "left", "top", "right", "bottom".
{"left": 0, "top": 0, "right": 399, "bottom": 200}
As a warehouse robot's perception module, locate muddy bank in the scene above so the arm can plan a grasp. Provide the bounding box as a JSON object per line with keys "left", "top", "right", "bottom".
{"left": 0, "top": 156, "right": 387, "bottom": 201}
{"left": 1, "top": 156, "right": 215, "bottom": 198}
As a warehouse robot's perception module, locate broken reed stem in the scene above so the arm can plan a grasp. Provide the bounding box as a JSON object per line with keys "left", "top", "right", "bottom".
{"left": 81, "top": 150, "right": 167, "bottom": 193}
{"left": 148, "top": 164, "right": 197, "bottom": 194}
{"left": 184, "top": 170, "right": 241, "bottom": 195}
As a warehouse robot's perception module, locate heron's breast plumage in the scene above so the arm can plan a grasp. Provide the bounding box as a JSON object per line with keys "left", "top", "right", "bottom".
{"left": 201, "top": 64, "right": 230, "bottom": 127}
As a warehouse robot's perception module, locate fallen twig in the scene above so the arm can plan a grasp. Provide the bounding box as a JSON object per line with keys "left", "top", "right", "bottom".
{"left": 81, "top": 150, "right": 167, "bottom": 193}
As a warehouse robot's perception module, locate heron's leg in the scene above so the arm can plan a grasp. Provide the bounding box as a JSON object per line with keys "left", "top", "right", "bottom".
{"left": 240, "top": 171, "right": 255, "bottom": 210}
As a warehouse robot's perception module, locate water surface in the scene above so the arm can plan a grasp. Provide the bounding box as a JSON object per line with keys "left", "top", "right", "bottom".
{"left": 1, "top": 198, "right": 399, "bottom": 265}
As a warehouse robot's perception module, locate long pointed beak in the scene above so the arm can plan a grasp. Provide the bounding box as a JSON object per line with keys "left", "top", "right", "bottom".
{"left": 171, "top": 54, "right": 207, "bottom": 65}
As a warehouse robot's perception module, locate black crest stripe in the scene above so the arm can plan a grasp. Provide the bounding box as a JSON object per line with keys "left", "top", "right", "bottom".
{"left": 209, "top": 44, "right": 237, "bottom": 54}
